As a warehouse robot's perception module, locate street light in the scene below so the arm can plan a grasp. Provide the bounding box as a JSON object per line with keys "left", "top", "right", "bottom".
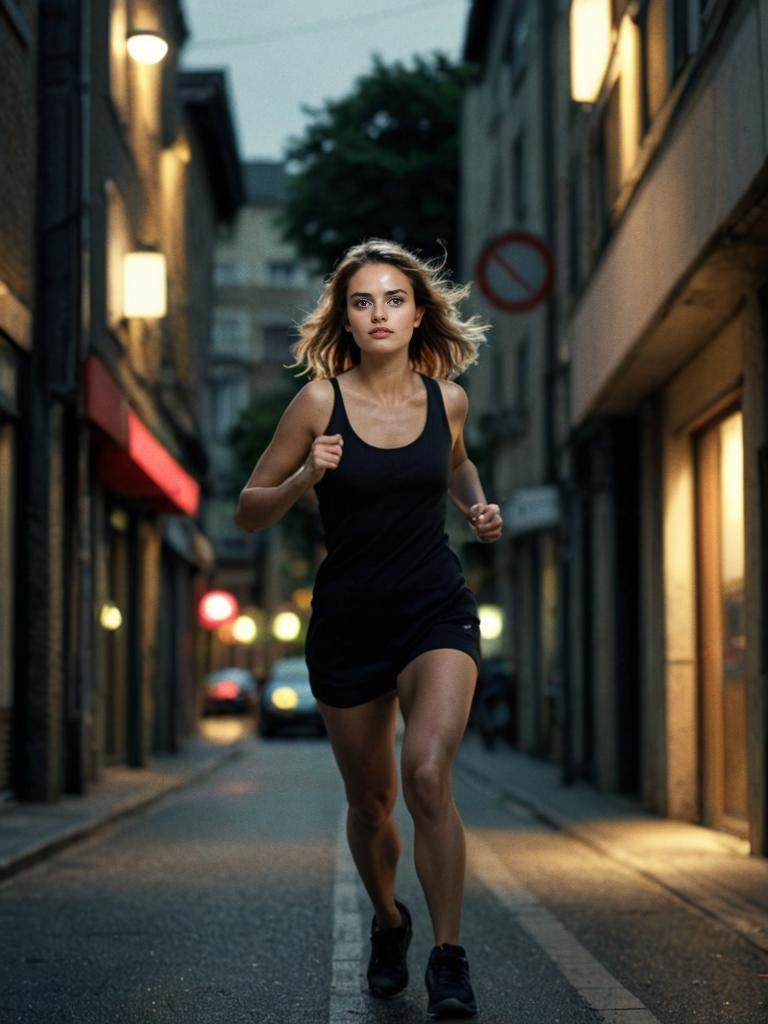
{"left": 126, "top": 30, "right": 169, "bottom": 65}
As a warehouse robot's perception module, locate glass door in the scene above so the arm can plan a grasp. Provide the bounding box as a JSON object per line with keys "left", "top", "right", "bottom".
{"left": 695, "top": 409, "right": 749, "bottom": 836}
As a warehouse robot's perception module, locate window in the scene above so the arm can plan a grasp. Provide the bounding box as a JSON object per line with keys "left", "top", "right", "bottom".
{"left": 109, "top": 0, "right": 130, "bottom": 125}
{"left": 267, "top": 262, "right": 307, "bottom": 287}
{"left": 105, "top": 180, "right": 131, "bottom": 332}
{"left": 512, "top": 128, "right": 527, "bottom": 222}
{"left": 212, "top": 310, "right": 250, "bottom": 356}
{"left": 214, "top": 261, "right": 243, "bottom": 287}
{"left": 638, "top": 0, "right": 692, "bottom": 126}
{"left": 211, "top": 376, "right": 248, "bottom": 438}
{"left": 262, "top": 323, "right": 296, "bottom": 365}
{"left": 515, "top": 338, "right": 530, "bottom": 411}
{"left": 568, "top": 154, "right": 582, "bottom": 294}
{"left": 593, "top": 79, "right": 621, "bottom": 243}
{"left": 505, "top": 1, "right": 529, "bottom": 91}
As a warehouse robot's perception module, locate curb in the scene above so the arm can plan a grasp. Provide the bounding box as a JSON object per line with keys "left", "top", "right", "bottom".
{"left": 455, "top": 751, "right": 768, "bottom": 957}
{"left": 0, "top": 741, "right": 245, "bottom": 884}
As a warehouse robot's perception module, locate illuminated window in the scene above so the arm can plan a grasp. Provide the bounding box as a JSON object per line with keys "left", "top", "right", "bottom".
{"left": 105, "top": 180, "right": 132, "bottom": 332}
{"left": 109, "top": 0, "right": 130, "bottom": 125}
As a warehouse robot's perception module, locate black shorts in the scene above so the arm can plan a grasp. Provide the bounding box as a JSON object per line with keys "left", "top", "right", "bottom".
{"left": 305, "top": 590, "right": 482, "bottom": 709}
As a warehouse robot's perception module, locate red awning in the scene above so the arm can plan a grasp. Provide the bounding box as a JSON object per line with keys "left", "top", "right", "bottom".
{"left": 84, "top": 356, "right": 200, "bottom": 517}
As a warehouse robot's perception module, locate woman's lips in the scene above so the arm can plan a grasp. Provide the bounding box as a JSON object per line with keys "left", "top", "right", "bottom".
{"left": 369, "top": 329, "right": 392, "bottom": 337}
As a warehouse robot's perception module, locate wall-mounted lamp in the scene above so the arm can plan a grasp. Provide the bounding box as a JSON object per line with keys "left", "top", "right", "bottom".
{"left": 569, "top": 0, "right": 612, "bottom": 104}
{"left": 126, "top": 30, "right": 169, "bottom": 65}
{"left": 123, "top": 251, "right": 167, "bottom": 319}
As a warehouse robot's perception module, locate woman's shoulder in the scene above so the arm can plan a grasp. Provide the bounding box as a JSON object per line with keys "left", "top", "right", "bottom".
{"left": 432, "top": 377, "right": 469, "bottom": 418}
{"left": 295, "top": 376, "right": 336, "bottom": 436}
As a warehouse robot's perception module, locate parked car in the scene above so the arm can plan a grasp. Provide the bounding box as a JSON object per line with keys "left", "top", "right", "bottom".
{"left": 259, "top": 656, "right": 325, "bottom": 738}
{"left": 470, "top": 658, "right": 516, "bottom": 749}
{"left": 203, "top": 667, "right": 258, "bottom": 716}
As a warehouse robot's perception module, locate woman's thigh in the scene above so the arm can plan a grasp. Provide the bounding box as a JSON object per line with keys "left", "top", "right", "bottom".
{"left": 318, "top": 690, "right": 400, "bottom": 802}
{"left": 397, "top": 648, "right": 478, "bottom": 770}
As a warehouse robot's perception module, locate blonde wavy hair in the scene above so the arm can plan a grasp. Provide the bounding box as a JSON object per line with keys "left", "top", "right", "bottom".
{"left": 288, "top": 238, "right": 491, "bottom": 380}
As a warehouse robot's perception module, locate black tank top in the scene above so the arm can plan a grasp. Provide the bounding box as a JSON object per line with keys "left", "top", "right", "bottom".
{"left": 311, "top": 372, "right": 472, "bottom": 627}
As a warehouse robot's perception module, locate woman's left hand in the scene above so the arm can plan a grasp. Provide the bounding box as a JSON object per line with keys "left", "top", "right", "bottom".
{"left": 468, "top": 502, "right": 503, "bottom": 544}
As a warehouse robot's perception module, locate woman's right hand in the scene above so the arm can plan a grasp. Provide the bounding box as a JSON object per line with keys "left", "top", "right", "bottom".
{"left": 302, "top": 433, "right": 344, "bottom": 485}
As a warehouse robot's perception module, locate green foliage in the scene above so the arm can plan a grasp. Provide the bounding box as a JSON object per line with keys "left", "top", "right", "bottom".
{"left": 278, "top": 52, "right": 479, "bottom": 275}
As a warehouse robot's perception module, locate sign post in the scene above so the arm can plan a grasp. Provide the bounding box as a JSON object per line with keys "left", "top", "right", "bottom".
{"left": 475, "top": 230, "right": 555, "bottom": 313}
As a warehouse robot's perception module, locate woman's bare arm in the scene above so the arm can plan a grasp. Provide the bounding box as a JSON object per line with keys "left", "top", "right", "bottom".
{"left": 234, "top": 379, "right": 340, "bottom": 532}
{"left": 442, "top": 381, "right": 503, "bottom": 543}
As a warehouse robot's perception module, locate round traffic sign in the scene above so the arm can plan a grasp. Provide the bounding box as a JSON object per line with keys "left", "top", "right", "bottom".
{"left": 475, "top": 230, "right": 555, "bottom": 313}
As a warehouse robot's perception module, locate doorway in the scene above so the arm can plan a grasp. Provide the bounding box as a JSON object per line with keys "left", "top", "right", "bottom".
{"left": 694, "top": 408, "right": 749, "bottom": 836}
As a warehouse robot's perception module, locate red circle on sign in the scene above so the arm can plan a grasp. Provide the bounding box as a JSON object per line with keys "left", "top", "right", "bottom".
{"left": 475, "top": 231, "right": 555, "bottom": 313}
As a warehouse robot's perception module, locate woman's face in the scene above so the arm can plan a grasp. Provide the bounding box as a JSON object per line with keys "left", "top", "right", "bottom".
{"left": 344, "top": 262, "right": 424, "bottom": 357}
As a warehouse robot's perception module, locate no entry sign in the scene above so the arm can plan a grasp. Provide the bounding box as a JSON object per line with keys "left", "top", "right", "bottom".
{"left": 475, "top": 230, "right": 554, "bottom": 313}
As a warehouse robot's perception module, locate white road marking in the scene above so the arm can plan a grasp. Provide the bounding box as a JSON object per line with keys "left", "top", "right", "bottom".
{"left": 468, "top": 832, "right": 662, "bottom": 1024}
{"left": 329, "top": 806, "right": 365, "bottom": 1022}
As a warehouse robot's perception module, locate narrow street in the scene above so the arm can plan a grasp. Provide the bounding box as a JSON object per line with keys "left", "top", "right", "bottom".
{"left": 1, "top": 731, "right": 765, "bottom": 1023}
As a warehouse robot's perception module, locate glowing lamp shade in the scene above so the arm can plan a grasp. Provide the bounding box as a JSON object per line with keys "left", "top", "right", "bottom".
{"left": 126, "top": 31, "right": 169, "bottom": 65}
{"left": 198, "top": 590, "right": 239, "bottom": 630}
{"left": 569, "top": 0, "right": 612, "bottom": 103}
{"left": 232, "top": 614, "right": 258, "bottom": 644}
{"left": 271, "top": 610, "right": 301, "bottom": 642}
{"left": 123, "top": 252, "right": 167, "bottom": 319}
{"left": 99, "top": 601, "right": 123, "bottom": 631}
{"left": 478, "top": 604, "right": 504, "bottom": 641}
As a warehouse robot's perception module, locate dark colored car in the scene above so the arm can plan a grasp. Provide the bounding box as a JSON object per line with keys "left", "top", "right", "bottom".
{"left": 203, "top": 667, "right": 258, "bottom": 716}
{"left": 259, "top": 657, "right": 325, "bottom": 738}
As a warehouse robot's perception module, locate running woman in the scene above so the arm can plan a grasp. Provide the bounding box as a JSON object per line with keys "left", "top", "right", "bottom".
{"left": 235, "top": 238, "right": 502, "bottom": 1018}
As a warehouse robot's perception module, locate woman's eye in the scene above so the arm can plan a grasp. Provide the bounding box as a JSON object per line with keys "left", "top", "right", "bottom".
{"left": 390, "top": 296, "right": 403, "bottom": 305}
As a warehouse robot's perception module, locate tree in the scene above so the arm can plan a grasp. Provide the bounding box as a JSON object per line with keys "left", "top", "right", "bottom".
{"left": 278, "top": 52, "right": 478, "bottom": 274}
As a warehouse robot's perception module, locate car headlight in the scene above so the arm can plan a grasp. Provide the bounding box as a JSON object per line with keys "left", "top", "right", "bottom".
{"left": 270, "top": 686, "right": 299, "bottom": 710}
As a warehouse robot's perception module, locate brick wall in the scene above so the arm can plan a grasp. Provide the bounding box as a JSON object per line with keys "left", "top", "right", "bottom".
{"left": 0, "top": 1, "right": 37, "bottom": 306}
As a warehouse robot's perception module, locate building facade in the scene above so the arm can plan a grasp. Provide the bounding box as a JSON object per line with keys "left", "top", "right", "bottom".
{"left": 461, "top": 0, "right": 768, "bottom": 855}
{"left": 204, "top": 160, "right": 321, "bottom": 674}
{"left": 3, "top": 0, "right": 242, "bottom": 801}
{"left": 563, "top": 0, "right": 768, "bottom": 854}
{"left": 461, "top": 0, "right": 566, "bottom": 759}
{"left": 0, "top": 0, "right": 38, "bottom": 792}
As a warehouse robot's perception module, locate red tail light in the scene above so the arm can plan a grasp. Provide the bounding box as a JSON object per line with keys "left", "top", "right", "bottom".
{"left": 211, "top": 680, "right": 239, "bottom": 700}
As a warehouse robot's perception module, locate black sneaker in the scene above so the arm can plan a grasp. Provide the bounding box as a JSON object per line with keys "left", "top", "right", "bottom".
{"left": 425, "top": 943, "right": 478, "bottom": 1018}
{"left": 366, "top": 899, "right": 412, "bottom": 999}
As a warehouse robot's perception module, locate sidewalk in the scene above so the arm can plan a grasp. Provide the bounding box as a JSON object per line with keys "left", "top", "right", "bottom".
{"left": 0, "top": 719, "right": 247, "bottom": 883}
{"left": 456, "top": 730, "right": 768, "bottom": 956}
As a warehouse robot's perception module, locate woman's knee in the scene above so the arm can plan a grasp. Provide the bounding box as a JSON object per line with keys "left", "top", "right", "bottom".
{"left": 402, "top": 757, "right": 451, "bottom": 823}
{"left": 347, "top": 785, "right": 397, "bottom": 832}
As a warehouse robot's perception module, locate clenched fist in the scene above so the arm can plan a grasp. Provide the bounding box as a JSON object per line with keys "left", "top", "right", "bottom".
{"left": 303, "top": 433, "right": 344, "bottom": 485}
{"left": 468, "top": 502, "right": 503, "bottom": 544}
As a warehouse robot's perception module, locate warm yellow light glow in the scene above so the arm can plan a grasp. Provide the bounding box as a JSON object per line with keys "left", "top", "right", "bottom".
{"left": 232, "top": 614, "right": 258, "bottom": 644}
{"left": 271, "top": 686, "right": 299, "bottom": 710}
{"left": 478, "top": 604, "right": 504, "bottom": 641}
{"left": 569, "top": 0, "right": 612, "bottom": 103}
{"left": 99, "top": 601, "right": 123, "bottom": 631}
{"left": 126, "top": 31, "right": 168, "bottom": 65}
{"left": 720, "top": 412, "right": 744, "bottom": 585}
{"left": 291, "top": 587, "right": 313, "bottom": 612}
{"left": 109, "top": 507, "right": 129, "bottom": 532}
{"left": 272, "top": 610, "right": 301, "bottom": 642}
{"left": 123, "top": 252, "right": 167, "bottom": 318}
{"left": 618, "top": 14, "right": 641, "bottom": 178}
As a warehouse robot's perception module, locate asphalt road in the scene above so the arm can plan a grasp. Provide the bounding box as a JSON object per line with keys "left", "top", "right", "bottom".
{"left": 0, "top": 728, "right": 766, "bottom": 1023}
